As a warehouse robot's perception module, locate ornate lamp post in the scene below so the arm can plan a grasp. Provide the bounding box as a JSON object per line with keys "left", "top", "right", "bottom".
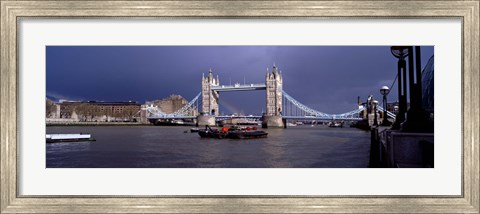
{"left": 380, "top": 86, "right": 391, "bottom": 126}
{"left": 401, "top": 46, "right": 431, "bottom": 132}
{"left": 390, "top": 46, "right": 409, "bottom": 130}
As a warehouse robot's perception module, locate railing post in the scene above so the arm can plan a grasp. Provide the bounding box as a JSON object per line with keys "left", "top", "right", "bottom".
{"left": 369, "top": 127, "right": 380, "bottom": 167}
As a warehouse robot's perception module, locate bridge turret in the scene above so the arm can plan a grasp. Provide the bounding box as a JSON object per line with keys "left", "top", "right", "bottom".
{"left": 262, "top": 64, "right": 284, "bottom": 128}
{"left": 202, "top": 68, "right": 219, "bottom": 116}
{"left": 265, "top": 64, "right": 283, "bottom": 116}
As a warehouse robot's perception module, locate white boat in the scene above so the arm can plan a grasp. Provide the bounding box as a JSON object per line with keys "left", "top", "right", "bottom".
{"left": 328, "top": 122, "right": 344, "bottom": 128}
{"left": 172, "top": 120, "right": 184, "bottom": 125}
{"left": 46, "top": 133, "right": 95, "bottom": 143}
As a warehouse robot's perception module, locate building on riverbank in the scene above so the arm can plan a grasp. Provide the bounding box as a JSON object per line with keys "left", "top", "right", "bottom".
{"left": 145, "top": 94, "right": 198, "bottom": 116}
{"left": 148, "top": 94, "right": 189, "bottom": 114}
{"left": 47, "top": 100, "right": 141, "bottom": 122}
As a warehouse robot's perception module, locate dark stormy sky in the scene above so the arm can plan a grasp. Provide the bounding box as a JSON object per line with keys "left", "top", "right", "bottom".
{"left": 46, "top": 46, "right": 433, "bottom": 115}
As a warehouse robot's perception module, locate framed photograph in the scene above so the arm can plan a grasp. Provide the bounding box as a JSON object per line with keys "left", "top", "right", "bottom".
{"left": 1, "top": 0, "right": 478, "bottom": 213}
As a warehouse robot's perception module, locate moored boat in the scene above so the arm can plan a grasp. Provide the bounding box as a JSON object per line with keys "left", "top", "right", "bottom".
{"left": 46, "top": 133, "right": 95, "bottom": 143}
{"left": 198, "top": 126, "right": 267, "bottom": 139}
{"left": 328, "top": 122, "right": 344, "bottom": 128}
{"left": 226, "top": 130, "right": 268, "bottom": 139}
{"left": 198, "top": 128, "right": 227, "bottom": 139}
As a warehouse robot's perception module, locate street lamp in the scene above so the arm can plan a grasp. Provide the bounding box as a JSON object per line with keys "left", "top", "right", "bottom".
{"left": 401, "top": 46, "right": 431, "bottom": 132}
{"left": 380, "top": 85, "right": 391, "bottom": 126}
{"left": 390, "top": 46, "right": 408, "bottom": 130}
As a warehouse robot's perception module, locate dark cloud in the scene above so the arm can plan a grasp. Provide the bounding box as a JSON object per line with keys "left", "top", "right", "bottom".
{"left": 47, "top": 46, "right": 433, "bottom": 114}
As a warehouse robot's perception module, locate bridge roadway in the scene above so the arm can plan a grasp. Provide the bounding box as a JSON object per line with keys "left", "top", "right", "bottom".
{"left": 282, "top": 116, "right": 363, "bottom": 121}
{"left": 211, "top": 83, "right": 266, "bottom": 92}
{"left": 147, "top": 115, "right": 261, "bottom": 120}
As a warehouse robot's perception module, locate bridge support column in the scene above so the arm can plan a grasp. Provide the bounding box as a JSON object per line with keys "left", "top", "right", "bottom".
{"left": 261, "top": 115, "right": 285, "bottom": 128}
{"left": 140, "top": 109, "right": 148, "bottom": 124}
{"left": 196, "top": 115, "right": 216, "bottom": 127}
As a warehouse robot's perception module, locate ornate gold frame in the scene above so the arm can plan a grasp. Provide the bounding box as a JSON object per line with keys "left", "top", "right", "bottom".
{"left": 1, "top": 1, "right": 479, "bottom": 213}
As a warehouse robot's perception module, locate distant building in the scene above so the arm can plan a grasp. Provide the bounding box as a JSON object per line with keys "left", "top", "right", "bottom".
{"left": 386, "top": 101, "right": 400, "bottom": 114}
{"left": 152, "top": 94, "right": 189, "bottom": 114}
{"left": 422, "top": 55, "right": 434, "bottom": 115}
{"left": 56, "top": 100, "right": 141, "bottom": 121}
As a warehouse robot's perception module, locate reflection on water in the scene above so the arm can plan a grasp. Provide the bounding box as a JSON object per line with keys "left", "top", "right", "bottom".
{"left": 46, "top": 126, "right": 370, "bottom": 168}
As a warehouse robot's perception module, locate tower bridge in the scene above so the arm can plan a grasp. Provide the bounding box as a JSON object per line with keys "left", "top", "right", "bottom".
{"left": 199, "top": 65, "right": 283, "bottom": 127}
{"left": 143, "top": 64, "right": 395, "bottom": 128}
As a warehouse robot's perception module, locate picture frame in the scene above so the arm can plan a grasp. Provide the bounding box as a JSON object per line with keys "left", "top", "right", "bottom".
{"left": 1, "top": 0, "right": 478, "bottom": 213}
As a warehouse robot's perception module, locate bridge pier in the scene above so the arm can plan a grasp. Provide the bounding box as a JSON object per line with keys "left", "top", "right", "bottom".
{"left": 196, "top": 115, "right": 216, "bottom": 127}
{"left": 140, "top": 108, "right": 149, "bottom": 124}
{"left": 261, "top": 115, "right": 285, "bottom": 128}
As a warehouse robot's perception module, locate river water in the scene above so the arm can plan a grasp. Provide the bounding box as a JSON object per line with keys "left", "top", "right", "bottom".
{"left": 46, "top": 125, "right": 371, "bottom": 168}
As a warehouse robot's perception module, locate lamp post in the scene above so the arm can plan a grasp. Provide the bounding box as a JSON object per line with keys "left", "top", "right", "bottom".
{"left": 390, "top": 46, "right": 408, "bottom": 130}
{"left": 380, "top": 86, "right": 391, "bottom": 126}
{"left": 401, "top": 46, "right": 431, "bottom": 132}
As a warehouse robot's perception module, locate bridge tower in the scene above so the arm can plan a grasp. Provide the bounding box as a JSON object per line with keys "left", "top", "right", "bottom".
{"left": 198, "top": 68, "right": 219, "bottom": 126}
{"left": 263, "top": 64, "right": 285, "bottom": 128}
{"left": 201, "top": 68, "right": 220, "bottom": 116}
{"left": 265, "top": 64, "right": 283, "bottom": 116}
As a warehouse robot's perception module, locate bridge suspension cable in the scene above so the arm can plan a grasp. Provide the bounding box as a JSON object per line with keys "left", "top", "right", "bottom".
{"left": 145, "top": 92, "right": 201, "bottom": 118}
{"left": 282, "top": 90, "right": 365, "bottom": 119}
{"left": 282, "top": 91, "right": 330, "bottom": 117}
{"left": 145, "top": 90, "right": 395, "bottom": 121}
{"left": 172, "top": 92, "right": 202, "bottom": 116}
{"left": 377, "top": 106, "right": 396, "bottom": 119}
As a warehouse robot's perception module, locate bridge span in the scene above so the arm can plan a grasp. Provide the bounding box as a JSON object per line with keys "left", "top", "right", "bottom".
{"left": 142, "top": 65, "right": 395, "bottom": 128}
{"left": 211, "top": 83, "right": 266, "bottom": 92}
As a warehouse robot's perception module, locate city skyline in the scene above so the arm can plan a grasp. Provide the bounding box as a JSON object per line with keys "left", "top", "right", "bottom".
{"left": 46, "top": 46, "right": 434, "bottom": 115}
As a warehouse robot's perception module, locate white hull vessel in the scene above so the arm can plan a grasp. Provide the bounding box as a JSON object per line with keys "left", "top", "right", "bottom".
{"left": 46, "top": 134, "right": 95, "bottom": 143}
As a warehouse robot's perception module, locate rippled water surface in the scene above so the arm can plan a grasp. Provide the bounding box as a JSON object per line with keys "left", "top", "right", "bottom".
{"left": 46, "top": 126, "right": 370, "bottom": 168}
